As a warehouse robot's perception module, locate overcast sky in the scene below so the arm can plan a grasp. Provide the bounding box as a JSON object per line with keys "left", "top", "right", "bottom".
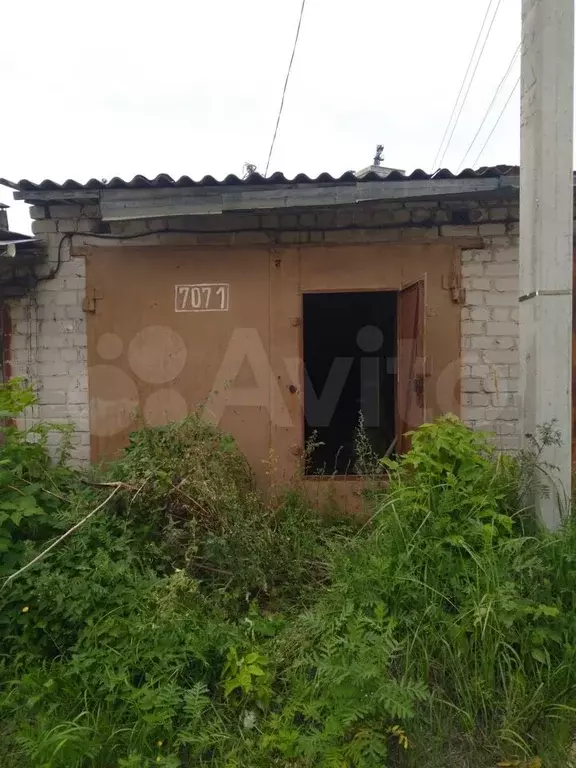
{"left": 2, "top": 0, "right": 522, "bottom": 233}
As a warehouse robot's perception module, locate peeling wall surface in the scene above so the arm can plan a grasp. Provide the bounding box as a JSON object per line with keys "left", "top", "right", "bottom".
{"left": 6, "top": 198, "right": 521, "bottom": 471}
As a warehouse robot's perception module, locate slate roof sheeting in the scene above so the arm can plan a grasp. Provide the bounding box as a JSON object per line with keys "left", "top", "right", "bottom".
{"left": 0, "top": 165, "right": 520, "bottom": 192}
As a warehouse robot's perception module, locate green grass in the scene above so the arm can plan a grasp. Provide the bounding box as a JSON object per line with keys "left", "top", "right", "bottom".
{"left": 0, "top": 379, "right": 575, "bottom": 767}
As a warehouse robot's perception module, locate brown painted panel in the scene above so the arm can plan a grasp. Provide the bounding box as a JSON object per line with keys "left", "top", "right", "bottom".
{"left": 85, "top": 246, "right": 271, "bottom": 484}
{"left": 85, "top": 241, "right": 462, "bottom": 496}
{"left": 397, "top": 279, "right": 425, "bottom": 452}
{"left": 269, "top": 248, "right": 303, "bottom": 486}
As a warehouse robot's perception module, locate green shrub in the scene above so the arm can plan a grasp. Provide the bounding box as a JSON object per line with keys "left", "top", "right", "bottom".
{"left": 103, "top": 416, "right": 346, "bottom": 603}
{"left": 1, "top": 397, "right": 576, "bottom": 768}
{"left": 313, "top": 416, "right": 576, "bottom": 766}
{"left": 0, "top": 378, "right": 74, "bottom": 576}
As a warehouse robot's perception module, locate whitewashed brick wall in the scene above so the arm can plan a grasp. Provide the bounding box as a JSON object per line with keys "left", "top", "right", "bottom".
{"left": 460, "top": 232, "right": 520, "bottom": 451}
{"left": 7, "top": 233, "right": 90, "bottom": 465}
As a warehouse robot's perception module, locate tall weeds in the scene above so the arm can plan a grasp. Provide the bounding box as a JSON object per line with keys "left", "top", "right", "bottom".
{"left": 1, "top": 379, "right": 575, "bottom": 767}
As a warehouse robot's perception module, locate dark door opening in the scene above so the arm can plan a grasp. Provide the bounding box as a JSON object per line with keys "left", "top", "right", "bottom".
{"left": 303, "top": 291, "right": 397, "bottom": 475}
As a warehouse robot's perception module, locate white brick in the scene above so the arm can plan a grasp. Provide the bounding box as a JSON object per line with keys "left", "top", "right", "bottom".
{"left": 56, "top": 291, "right": 81, "bottom": 306}
{"left": 485, "top": 350, "right": 519, "bottom": 364}
{"left": 494, "top": 248, "right": 518, "bottom": 263}
{"left": 470, "top": 336, "right": 515, "bottom": 350}
{"left": 491, "top": 392, "right": 520, "bottom": 407}
{"left": 470, "top": 308, "right": 491, "bottom": 321}
{"left": 31, "top": 219, "right": 58, "bottom": 234}
{"left": 484, "top": 262, "right": 518, "bottom": 277}
{"left": 38, "top": 391, "right": 67, "bottom": 406}
{"left": 468, "top": 277, "right": 491, "bottom": 291}
{"left": 462, "top": 321, "right": 485, "bottom": 335}
{"left": 482, "top": 377, "right": 518, "bottom": 393}
{"left": 492, "top": 308, "right": 511, "bottom": 321}
{"left": 464, "top": 249, "right": 489, "bottom": 261}
{"left": 10, "top": 335, "right": 31, "bottom": 350}
{"left": 484, "top": 407, "right": 520, "bottom": 422}
{"left": 39, "top": 335, "right": 67, "bottom": 349}
{"left": 465, "top": 291, "right": 486, "bottom": 306}
{"left": 65, "top": 305, "right": 85, "bottom": 320}
{"left": 37, "top": 362, "right": 71, "bottom": 377}
{"left": 76, "top": 219, "right": 100, "bottom": 233}
{"left": 494, "top": 278, "right": 518, "bottom": 293}
{"left": 470, "top": 393, "right": 490, "bottom": 406}
{"left": 36, "top": 348, "right": 59, "bottom": 362}
{"left": 56, "top": 219, "right": 77, "bottom": 233}
{"left": 462, "top": 263, "right": 485, "bottom": 277}
{"left": 486, "top": 322, "right": 518, "bottom": 336}
{"left": 29, "top": 205, "right": 48, "bottom": 220}
{"left": 61, "top": 348, "right": 80, "bottom": 362}
{"left": 41, "top": 376, "right": 71, "bottom": 391}
{"left": 462, "top": 378, "right": 483, "bottom": 393}
{"left": 462, "top": 351, "right": 481, "bottom": 364}
{"left": 67, "top": 390, "right": 87, "bottom": 404}
{"left": 7, "top": 303, "right": 27, "bottom": 321}
{"left": 484, "top": 292, "right": 518, "bottom": 306}
{"left": 493, "top": 422, "right": 520, "bottom": 435}
{"left": 39, "top": 320, "right": 75, "bottom": 335}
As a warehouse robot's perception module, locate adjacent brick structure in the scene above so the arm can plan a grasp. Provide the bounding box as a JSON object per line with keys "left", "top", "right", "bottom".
{"left": 5, "top": 197, "right": 521, "bottom": 463}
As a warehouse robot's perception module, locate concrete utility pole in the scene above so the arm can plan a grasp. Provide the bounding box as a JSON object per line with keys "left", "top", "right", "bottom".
{"left": 520, "top": 0, "right": 574, "bottom": 528}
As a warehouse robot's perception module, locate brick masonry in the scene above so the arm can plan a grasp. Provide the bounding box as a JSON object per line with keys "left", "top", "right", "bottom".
{"left": 6, "top": 198, "right": 521, "bottom": 463}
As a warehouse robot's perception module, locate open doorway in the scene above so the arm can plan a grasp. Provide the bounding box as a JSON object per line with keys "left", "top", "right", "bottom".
{"left": 303, "top": 291, "right": 397, "bottom": 475}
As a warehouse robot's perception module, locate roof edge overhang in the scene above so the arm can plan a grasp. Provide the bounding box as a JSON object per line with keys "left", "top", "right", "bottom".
{"left": 99, "top": 177, "right": 521, "bottom": 221}
{"left": 2, "top": 177, "right": 520, "bottom": 220}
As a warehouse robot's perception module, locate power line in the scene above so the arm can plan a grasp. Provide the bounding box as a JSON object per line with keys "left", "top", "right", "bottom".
{"left": 264, "top": 0, "right": 307, "bottom": 178}
{"left": 458, "top": 43, "right": 520, "bottom": 170}
{"left": 430, "top": 0, "right": 494, "bottom": 171}
{"left": 471, "top": 75, "right": 520, "bottom": 167}
{"left": 431, "top": 0, "right": 502, "bottom": 172}
{"left": 437, "top": 0, "right": 503, "bottom": 169}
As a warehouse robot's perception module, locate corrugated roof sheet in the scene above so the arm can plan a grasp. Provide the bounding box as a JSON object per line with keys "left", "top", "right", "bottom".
{"left": 0, "top": 230, "right": 35, "bottom": 242}
{"left": 0, "top": 165, "right": 520, "bottom": 192}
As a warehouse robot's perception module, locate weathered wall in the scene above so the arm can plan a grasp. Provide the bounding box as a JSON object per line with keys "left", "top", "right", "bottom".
{"left": 461, "top": 236, "right": 521, "bottom": 452}
{"left": 7, "top": 233, "right": 90, "bottom": 464}
{"left": 6, "top": 198, "right": 521, "bottom": 464}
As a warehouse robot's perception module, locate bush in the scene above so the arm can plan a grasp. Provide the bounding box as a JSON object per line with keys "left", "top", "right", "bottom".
{"left": 101, "top": 415, "right": 346, "bottom": 603}
{"left": 294, "top": 416, "right": 576, "bottom": 766}
{"left": 0, "top": 378, "right": 74, "bottom": 576}
{"left": 1, "top": 388, "right": 575, "bottom": 768}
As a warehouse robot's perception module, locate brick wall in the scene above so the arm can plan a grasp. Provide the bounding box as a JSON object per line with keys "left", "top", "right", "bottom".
{"left": 461, "top": 233, "right": 520, "bottom": 451}
{"left": 7, "top": 233, "right": 90, "bottom": 464}
{"left": 6, "top": 197, "right": 521, "bottom": 462}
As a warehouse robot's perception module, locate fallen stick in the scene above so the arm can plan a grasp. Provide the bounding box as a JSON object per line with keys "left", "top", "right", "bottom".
{"left": 2, "top": 482, "right": 122, "bottom": 590}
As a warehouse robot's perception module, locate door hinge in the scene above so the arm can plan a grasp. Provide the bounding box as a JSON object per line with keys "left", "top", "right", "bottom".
{"left": 82, "top": 288, "right": 104, "bottom": 313}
